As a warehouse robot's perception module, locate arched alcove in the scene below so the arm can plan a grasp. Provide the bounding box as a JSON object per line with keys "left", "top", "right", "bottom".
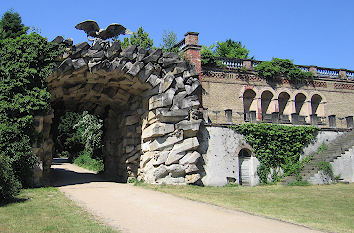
{"left": 278, "top": 92, "right": 291, "bottom": 123}
{"left": 295, "top": 93, "right": 307, "bottom": 115}
{"left": 243, "top": 89, "right": 257, "bottom": 121}
{"left": 311, "top": 94, "right": 323, "bottom": 116}
{"left": 261, "top": 90, "right": 274, "bottom": 122}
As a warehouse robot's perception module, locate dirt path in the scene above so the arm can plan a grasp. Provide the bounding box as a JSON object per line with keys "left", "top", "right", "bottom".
{"left": 52, "top": 158, "right": 321, "bottom": 233}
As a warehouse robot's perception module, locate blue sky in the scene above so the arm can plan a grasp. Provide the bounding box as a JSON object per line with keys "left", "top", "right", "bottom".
{"left": 1, "top": 0, "right": 353, "bottom": 70}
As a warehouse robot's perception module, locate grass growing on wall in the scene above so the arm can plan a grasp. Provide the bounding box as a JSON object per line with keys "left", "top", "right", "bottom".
{"left": 230, "top": 123, "right": 318, "bottom": 183}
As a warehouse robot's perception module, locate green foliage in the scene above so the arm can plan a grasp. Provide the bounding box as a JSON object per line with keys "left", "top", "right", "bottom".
{"left": 73, "top": 151, "right": 104, "bottom": 172}
{"left": 201, "top": 39, "right": 250, "bottom": 67}
{"left": 201, "top": 45, "right": 222, "bottom": 67}
{"left": 0, "top": 155, "right": 22, "bottom": 201}
{"left": 120, "top": 27, "right": 154, "bottom": 50}
{"left": 161, "top": 30, "right": 179, "bottom": 53}
{"left": 0, "top": 10, "right": 63, "bottom": 190}
{"left": 230, "top": 123, "right": 318, "bottom": 184}
{"left": 317, "top": 142, "right": 328, "bottom": 154}
{"left": 214, "top": 39, "right": 250, "bottom": 59}
{"left": 317, "top": 161, "right": 334, "bottom": 178}
{"left": 57, "top": 112, "right": 83, "bottom": 157}
{"left": 224, "top": 183, "right": 239, "bottom": 187}
{"left": 73, "top": 111, "right": 103, "bottom": 156}
{"left": 0, "top": 9, "right": 29, "bottom": 40}
{"left": 255, "top": 58, "right": 313, "bottom": 82}
{"left": 57, "top": 111, "right": 103, "bottom": 162}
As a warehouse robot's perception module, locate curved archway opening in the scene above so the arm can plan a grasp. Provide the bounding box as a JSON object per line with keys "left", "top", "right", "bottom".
{"left": 278, "top": 92, "right": 290, "bottom": 123}
{"left": 311, "top": 94, "right": 323, "bottom": 115}
{"left": 243, "top": 89, "right": 256, "bottom": 122}
{"left": 238, "top": 148, "right": 252, "bottom": 186}
{"left": 261, "top": 90, "right": 274, "bottom": 122}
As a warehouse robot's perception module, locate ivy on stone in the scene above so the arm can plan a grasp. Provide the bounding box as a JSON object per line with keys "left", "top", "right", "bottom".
{"left": 230, "top": 123, "right": 318, "bottom": 184}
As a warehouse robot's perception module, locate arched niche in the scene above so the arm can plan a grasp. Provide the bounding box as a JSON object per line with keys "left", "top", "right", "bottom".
{"left": 236, "top": 145, "right": 259, "bottom": 186}
{"left": 261, "top": 90, "right": 274, "bottom": 122}
{"left": 243, "top": 89, "right": 257, "bottom": 122}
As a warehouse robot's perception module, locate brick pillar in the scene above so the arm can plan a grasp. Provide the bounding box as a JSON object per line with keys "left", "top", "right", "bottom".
{"left": 309, "top": 66, "right": 317, "bottom": 76}
{"left": 339, "top": 70, "right": 347, "bottom": 79}
{"left": 183, "top": 32, "right": 203, "bottom": 109}
{"left": 243, "top": 60, "right": 252, "bottom": 70}
{"left": 183, "top": 32, "right": 202, "bottom": 74}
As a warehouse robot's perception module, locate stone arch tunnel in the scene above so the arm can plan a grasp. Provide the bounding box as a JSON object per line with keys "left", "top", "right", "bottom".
{"left": 35, "top": 37, "right": 203, "bottom": 185}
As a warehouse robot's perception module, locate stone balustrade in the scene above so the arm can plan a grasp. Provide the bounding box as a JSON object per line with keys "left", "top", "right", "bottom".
{"left": 213, "top": 58, "right": 354, "bottom": 80}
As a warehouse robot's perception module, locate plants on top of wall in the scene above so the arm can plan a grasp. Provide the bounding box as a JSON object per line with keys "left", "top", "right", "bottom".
{"left": 230, "top": 123, "right": 318, "bottom": 184}
{"left": 254, "top": 58, "right": 313, "bottom": 83}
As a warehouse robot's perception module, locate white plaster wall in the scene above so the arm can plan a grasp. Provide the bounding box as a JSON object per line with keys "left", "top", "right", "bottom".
{"left": 199, "top": 126, "right": 247, "bottom": 186}
{"left": 332, "top": 148, "right": 354, "bottom": 182}
{"left": 249, "top": 156, "right": 260, "bottom": 186}
{"left": 309, "top": 147, "right": 354, "bottom": 184}
{"left": 301, "top": 131, "right": 343, "bottom": 159}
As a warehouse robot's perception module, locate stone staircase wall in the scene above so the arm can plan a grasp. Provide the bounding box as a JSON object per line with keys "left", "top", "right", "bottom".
{"left": 308, "top": 147, "right": 354, "bottom": 184}
{"left": 300, "top": 130, "right": 354, "bottom": 184}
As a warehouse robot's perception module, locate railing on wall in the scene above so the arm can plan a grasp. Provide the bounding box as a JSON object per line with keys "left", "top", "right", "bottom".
{"left": 173, "top": 38, "right": 185, "bottom": 51}
{"left": 217, "top": 58, "right": 243, "bottom": 68}
{"left": 215, "top": 57, "right": 354, "bottom": 81}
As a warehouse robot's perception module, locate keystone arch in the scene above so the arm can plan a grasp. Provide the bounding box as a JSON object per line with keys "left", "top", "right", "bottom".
{"left": 42, "top": 38, "right": 203, "bottom": 185}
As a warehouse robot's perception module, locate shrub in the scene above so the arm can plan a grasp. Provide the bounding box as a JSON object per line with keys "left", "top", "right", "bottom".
{"left": 317, "top": 142, "right": 328, "bottom": 154}
{"left": 255, "top": 58, "right": 313, "bottom": 83}
{"left": 0, "top": 155, "right": 22, "bottom": 201}
{"left": 73, "top": 151, "right": 104, "bottom": 172}
{"left": 317, "top": 161, "right": 334, "bottom": 178}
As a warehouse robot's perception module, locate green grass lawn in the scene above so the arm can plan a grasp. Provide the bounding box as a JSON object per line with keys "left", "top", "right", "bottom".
{"left": 0, "top": 187, "right": 118, "bottom": 233}
{"left": 139, "top": 183, "right": 354, "bottom": 233}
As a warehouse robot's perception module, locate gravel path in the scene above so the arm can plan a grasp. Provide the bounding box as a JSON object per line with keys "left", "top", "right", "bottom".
{"left": 51, "top": 158, "right": 321, "bottom": 233}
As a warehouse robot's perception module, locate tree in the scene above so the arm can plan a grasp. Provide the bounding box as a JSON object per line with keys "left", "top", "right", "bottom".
{"left": 0, "top": 9, "right": 28, "bottom": 40}
{"left": 119, "top": 27, "right": 154, "bottom": 50}
{"left": 161, "top": 30, "right": 179, "bottom": 53}
{"left": 201, "top": 39, "right": 251, "bottom": 67}
{"left": 215, "top": 39, "right": 250, "bottom": 59}
{"left": 0, "top": 10, "right": 63, "bottom": 190}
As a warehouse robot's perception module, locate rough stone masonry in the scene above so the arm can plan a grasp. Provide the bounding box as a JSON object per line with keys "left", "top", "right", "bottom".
{"left": 35, "top": 35, "right": 203, "bottom": 185}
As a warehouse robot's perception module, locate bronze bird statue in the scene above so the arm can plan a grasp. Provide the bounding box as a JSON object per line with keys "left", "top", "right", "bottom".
{"left": 75, "top": 20, "right": 133, "bottom": 41}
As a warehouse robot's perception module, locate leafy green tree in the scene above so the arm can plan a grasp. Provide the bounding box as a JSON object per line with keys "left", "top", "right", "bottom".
{"left": 74, "top": 111, "right": 103, "bottom": 157}
{"left": 0, "top": 10, "right": 63, "bottom": 189}
{"left": 201, "top": 39, "right": 251, "bottom": 66}
{"left": 215, "top": 39, "right": 250, "bottom": 59}
{"left": 0, "top": 9, "right": 28, "bottom": 40}
{"left": 255, "top": 58, "right": 313, "bottom": 82}
{"left": 57, "top": 112, "right": 84, "bottom": 157}
{"left": 161, "top": 30, "right": 179, "bottom": 53}
{"left": 119, "top": 27, "right": 154, "bottom": 50}
{"left": 201, "top": 45, "right": 221, "bottom": 66}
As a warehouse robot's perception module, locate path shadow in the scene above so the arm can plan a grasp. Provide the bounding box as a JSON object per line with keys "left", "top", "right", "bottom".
{"left": 0, "top": 198, "right": 29, "bottom": 207}
{"left": 51, "top": 158, "right": 108, "bottom": 187}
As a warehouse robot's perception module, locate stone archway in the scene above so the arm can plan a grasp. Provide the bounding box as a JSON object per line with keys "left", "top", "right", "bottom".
{"left": 40, "top": 38, "right": 203, "bottom": 185}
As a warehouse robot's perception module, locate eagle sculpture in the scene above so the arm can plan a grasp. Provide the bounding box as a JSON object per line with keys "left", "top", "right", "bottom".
{"left": 75, "top": 20, "right": 133, "bottom": 41}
